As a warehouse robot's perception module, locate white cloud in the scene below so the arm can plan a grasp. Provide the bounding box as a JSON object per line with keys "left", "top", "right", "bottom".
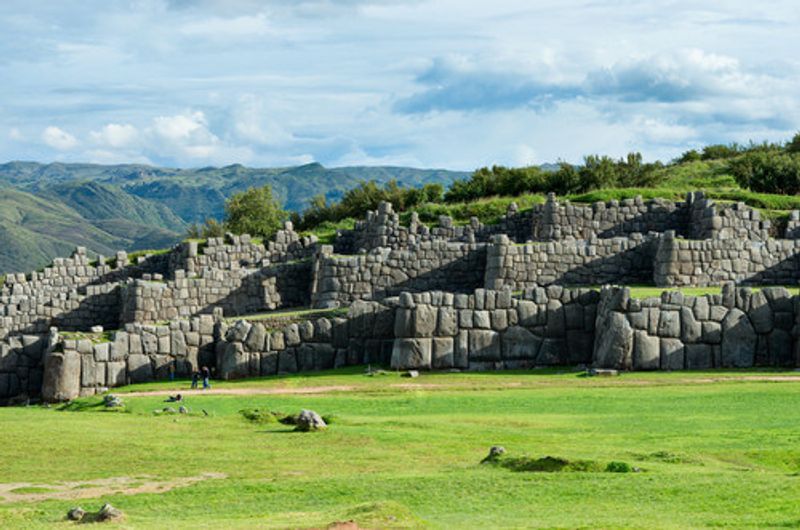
{"left": 41, "top": 126, "right": 79, "bottom": 151}
{"left": 8, "top": 128, "right": 23, "bottom": 141}
{"left": 90, "top": 123, "right": 139, "bottom": 148}
{"left": 2, "top": 1, "right": 799, "bottom": 168}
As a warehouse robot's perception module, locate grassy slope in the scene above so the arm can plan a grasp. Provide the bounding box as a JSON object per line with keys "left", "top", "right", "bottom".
{"left": 0, "top": 187, "right": 183, "bottom": 273}
{"left": 0, "top": 162, "right": 469, "bottom": 223}
{"left": 2, "top": 370, "right": 800, "bottom": 528}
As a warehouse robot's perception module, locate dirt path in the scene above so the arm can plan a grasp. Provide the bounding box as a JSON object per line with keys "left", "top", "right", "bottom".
{"left": 0, "top": 472, "right": 227, "bottom": 503}
{"left": 123, "top": 385, "right": 357, "bottom": 397}
{"left": 117, "top": 374, "right": 800, "bottom": 399}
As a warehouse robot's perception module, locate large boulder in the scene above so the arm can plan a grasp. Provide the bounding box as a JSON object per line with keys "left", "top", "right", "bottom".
{"left": 632, "top": 330, "right": 659, "bottom": 370}
{"left": 748, "top": 291, "right": 773, "bottom": 334}
{"left": 468, "top": 330, "right": 501, "bottom": 361}
{"left": 721, "top": 309, "right": 756, "bottom": 367}
{"left": 501, "top": 326, "right": 542, "bottom": 360}
{"left": 226, "top": 320, "right": 252, "bottom": 343}
{"left": 660, "top": 338, "right": 684, "bottom": 370}
{"left": 390, "top": 338, "right": 432, "bottom": 370}
{"left": 593, "top": 312, "right": 633, "bottom": 369}
{"left": 127, "top": 354, "right": 153, "bottom": 383}
{"left": 217, "top": 342, "right": 250, "bottom": 380}
{"left": 41, "top": 351, "right": 81, "bottom": 402}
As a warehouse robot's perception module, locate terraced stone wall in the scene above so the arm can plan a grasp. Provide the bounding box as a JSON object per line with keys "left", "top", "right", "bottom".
{"left": 214, "top": 300, "right": 396, "bottom": 379}
{"left": 593, "top": 285, "right": 797, "bottom": 370}
{"left": 310, "top": 242, "right": 487, "bottom": 308}
{"left": 41, "top": 315, "right": 218, "bottom": 402}
{"left": 484, "top": 234, "right": 657, "bottom": 290}
{"left": 687, "top": 192, "right": 770, "bottom": 241}
{"left": 120, "top": 260, "right": 313, "bottom": 324}
{"left": 334, "top": 201, "right": 534, "bottom": 255}
{"left": 534, "top": 193, "right": 689, "bottom": 241}
{"left": 653, "top": 232, "right": 800, "bottom": 287}
{"left": 0, "top": 248, "right": 169, "bottom": 337}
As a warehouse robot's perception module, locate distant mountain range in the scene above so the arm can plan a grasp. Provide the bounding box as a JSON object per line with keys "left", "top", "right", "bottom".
{"left": 0, "top": 161, "right": 469, "bottom": 274}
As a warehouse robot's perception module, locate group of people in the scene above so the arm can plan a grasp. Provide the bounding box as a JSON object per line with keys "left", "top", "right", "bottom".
{"left": 165, "top": 361, "right": 212, "bottom": 390}
{"left": 191, "top": 366, "right": 212, "bottom": 389}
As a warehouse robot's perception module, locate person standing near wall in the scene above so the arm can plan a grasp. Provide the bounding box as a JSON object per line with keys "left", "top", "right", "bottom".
{"left": 201, "top": 366, "right": 211, "bottom": 390}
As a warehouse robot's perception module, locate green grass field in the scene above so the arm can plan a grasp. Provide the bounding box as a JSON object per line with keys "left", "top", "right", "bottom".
{"left": 3, "top": 369, "right": 800, "bottom": 528}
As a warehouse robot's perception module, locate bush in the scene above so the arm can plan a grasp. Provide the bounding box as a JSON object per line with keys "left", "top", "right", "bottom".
{"left": 225, "top": 185, "right": 286, "bottom": 239}
{"left": 676, "top": 149, "right": 702, "bottom": 164}
{"left": 444, "top": 154, "right": 662, "bottom": 203}
{"left": 295, "top": 180, "right": 445, "bottom": 230}
{"left": 605, "top": 461, "right": 633, "bottom": 473}
{"left": 729, "top": 152, "right": 800, "bottom": 195}
{"left": 701, "top": 144, "right": 742, "bottom": 160}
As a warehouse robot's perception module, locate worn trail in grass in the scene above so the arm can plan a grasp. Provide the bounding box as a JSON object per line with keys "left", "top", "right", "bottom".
{"left": 2, "top": 369, "right": 800, "bottom": 528}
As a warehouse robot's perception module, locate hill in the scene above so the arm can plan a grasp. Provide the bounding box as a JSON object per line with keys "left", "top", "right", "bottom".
{"left": 0, "top": 162, "right": 468, "bottom": 273}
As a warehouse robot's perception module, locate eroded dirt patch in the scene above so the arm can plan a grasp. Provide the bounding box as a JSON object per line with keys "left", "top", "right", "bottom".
{"left": 0, "top": 472, "right": 227, "bottom": 503}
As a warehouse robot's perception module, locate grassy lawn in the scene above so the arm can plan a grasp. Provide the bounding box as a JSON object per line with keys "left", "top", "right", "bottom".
{"left": 3, "top": 369, "right": 800, "bottom": 528}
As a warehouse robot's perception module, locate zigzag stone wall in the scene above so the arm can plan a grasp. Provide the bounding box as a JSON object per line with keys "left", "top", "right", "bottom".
{"left": 536, "top": 193, "right": 689, "bottom": 240}
{"left": 654, "top": 232, "right": 800, "bottom": 287}
{"left": 484, "top": 234, "right": 657, "bottom": 290}
{"left": 4, "top": 190, "right": 800, "bottom": 404}
{"left": 310, "top": 242, "right": 486, "bottom": 308}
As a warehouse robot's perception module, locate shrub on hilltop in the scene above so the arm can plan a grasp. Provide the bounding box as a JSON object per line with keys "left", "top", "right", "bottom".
{"left": 729, "top": 151, "right": 800, "bottom": 195}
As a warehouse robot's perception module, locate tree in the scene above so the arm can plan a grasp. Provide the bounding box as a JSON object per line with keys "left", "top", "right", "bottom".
{"left": 787, "top": 132, "right": 800, "bottom": 154}
{"left": 224, "top": 185, "right": 286, "bottom": 238}
{"left": 185, "top": 218, "right": 226, "bottom": 239}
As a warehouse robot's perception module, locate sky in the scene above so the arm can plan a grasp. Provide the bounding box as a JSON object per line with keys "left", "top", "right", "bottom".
{"left": 1, "top": 0, "right": 799, "bottom": 170}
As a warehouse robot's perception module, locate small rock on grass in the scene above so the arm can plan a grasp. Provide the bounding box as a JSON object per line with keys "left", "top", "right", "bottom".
{"left": 588, "top": 368, "right": 619, "bottom": 377}
{"left": 295, "top": 409, "right": 327, "bottom": 432}
{"left": 97, "top": 503, "right": 124, "bottom": 522}
{"left": 67, "top": 507, "right": 86, "bottom": 521}
{"left": 403, "top": 370, "right": 419, "bottom": 378}
{"left": 481, "top": 446, "right": 506, "bottom": 463}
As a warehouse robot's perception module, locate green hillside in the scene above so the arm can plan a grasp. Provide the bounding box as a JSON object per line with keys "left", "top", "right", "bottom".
{"left": 0, "top": 161, "right": 469, "bottom": 223}
{"left": 0, "top": 187, "right": 184, "bottom": 274}
{"left": 0, "top": 162, "right": 468, "bottom": 274}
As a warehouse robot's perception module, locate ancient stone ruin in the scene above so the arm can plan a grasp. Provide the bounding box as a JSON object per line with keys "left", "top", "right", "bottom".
{"left": 2, "top": 191, "right": 800, "bottom": 404}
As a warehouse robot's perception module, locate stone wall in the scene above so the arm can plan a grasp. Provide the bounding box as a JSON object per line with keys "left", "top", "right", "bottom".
{"left": 310, "top": 242, "right": 486, "bottom": 308}
{"left": 24, "top": 282, "right": 800, "bottom": 404}
{"left": 534, "top": 193, "right": 689, "bottom": 241}
{"left": 0, "top": 332, "right": 49, "bottom": 403}
{"left": 214, "top": 300, "right": 396, "bottom": 379}
{"left": 390, "top": 287, "right": 599, "bottom": 371}
{"left": 0, "top": 248, "right": 169, "bottom": 337}
{"left": 593, "top": 285, "right": 796, "bottom": 370}
{"left": 172, "top": 225, "right": 318, "bottom": 276}
{"left": 41, "top": 315, "right": 218, "bottom": 402}
{"left": 485, "top": 234, "right": 657, "bottom": 290}
{"left": 334, "top": 201, "right": 534, "bottom": 254}
{"left": 120, "top": 260, "right": 313, "bottom": 324}
{"left": 687, "top": 192, "right": 770, "bottom": 240}
{"left": 654, "top": 232, "right": 800, "bottom": 287}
